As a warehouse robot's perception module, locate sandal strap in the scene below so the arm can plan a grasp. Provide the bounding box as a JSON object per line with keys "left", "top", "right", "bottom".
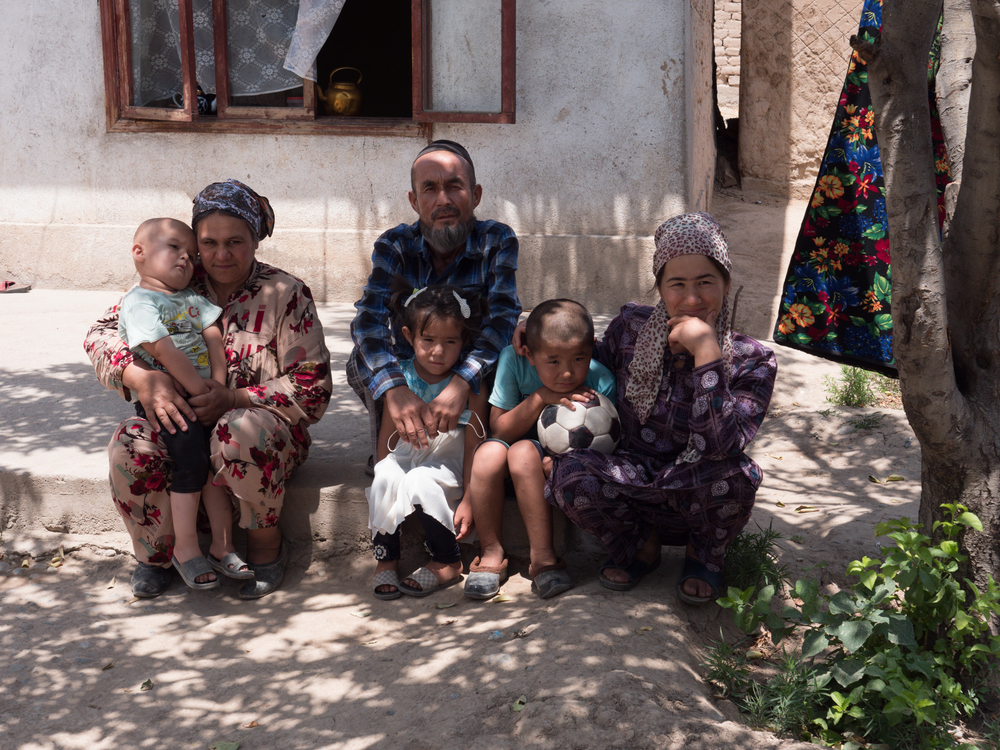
{"left": 469, "top": 556, "right": 508, "bottom": 575}
{"left": 373, "top": 569, "right": 400, "bottom": 587}
{"left": 529, "top": 557, "right": 566, "bottom": 579}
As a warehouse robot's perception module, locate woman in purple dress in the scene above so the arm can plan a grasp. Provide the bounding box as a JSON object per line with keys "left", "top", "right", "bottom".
{"left": 544, "top": 213, "right": 777, "bottom": 604}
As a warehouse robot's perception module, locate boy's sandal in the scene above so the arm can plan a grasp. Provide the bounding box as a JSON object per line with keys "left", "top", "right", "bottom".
{"left": 464, "top": 556, "right": 509, "bottom": 600}
{"left": 529, "top": 558, "right": 575, "bottom": 600}
{"left": 398, "top": 567, "right": 462, "bottom": 597}
{"left": 676, "top": 556, "right": 724, "bottom": 606}
{"left": 238, "top": 539, "right": 289, "bottom": 600}
{"left": 173, "top": 555, "right": 221, "bottom": 591}
{"left": 373, "top": 569, "right": 402, "bottom": 600}
{"left": 598, "top": 555, "right": 662, "bottom": 592}
{"left": 208, "top": 551, "right": 255, "bottom": 580}
{"left": 131, "top": 562, "right": 173, "bottom": 598}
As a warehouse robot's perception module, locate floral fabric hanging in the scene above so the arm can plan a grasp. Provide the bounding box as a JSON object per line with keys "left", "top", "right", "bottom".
{"left": 772, "top": 0, "right": 951, "bottom": 376}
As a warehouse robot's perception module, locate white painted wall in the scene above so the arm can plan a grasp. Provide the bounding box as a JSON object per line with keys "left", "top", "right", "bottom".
{"left": 0, "top": 1, "right": 713, "bottom": 314}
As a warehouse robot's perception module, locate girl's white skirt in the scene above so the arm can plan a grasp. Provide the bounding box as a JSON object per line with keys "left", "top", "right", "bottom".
{"left": 366, "top": 426, "right": 466, "bottom": 539}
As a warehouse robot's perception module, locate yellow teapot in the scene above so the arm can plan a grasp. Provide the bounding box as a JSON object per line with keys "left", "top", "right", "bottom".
{"left": 316, "top": 67, "right": 362, "bottom": 116}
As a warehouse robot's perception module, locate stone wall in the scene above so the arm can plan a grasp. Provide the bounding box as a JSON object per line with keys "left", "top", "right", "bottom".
{"left": 738, "top": 0, "right": 863, "bottom": 198}
{"left": 714, "top": 0, "right": 742, "bottom": 88}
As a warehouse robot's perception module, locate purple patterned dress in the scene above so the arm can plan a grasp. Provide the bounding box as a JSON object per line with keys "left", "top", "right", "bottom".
{"left": 544, "top": 303, "right": 776, "bottom": 575}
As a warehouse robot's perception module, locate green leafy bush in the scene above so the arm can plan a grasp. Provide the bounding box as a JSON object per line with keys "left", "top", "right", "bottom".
{"left": 714, "top": 504, "right": 1000, "bottom": 749}
{"left": 823, "top": 365, "right": 900, "bottom": 408}
{"left": 724, "top": 520, "right": 791, "bottom": 594}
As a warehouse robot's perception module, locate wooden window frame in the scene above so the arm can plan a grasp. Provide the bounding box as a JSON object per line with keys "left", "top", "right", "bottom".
{"left": 98, "top": 0, "right": 516, "bottom": 136}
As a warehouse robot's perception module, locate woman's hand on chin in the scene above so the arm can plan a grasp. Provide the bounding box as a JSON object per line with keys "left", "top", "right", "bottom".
{"left": 189, "top": 379, "right": 236, "bottom": 425}
{"left": 668, "top": 312, "right": 723, "bottom": 363}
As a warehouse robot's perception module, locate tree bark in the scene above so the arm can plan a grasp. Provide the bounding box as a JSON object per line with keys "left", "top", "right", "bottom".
{"left": 868, "top": 0, "right": 1000, "bottom": 594}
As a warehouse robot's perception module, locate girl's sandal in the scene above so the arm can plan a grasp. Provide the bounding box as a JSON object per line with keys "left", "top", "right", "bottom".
{"left": 173, "top": 555, "right": 221, "bottom": 591}
{"left": 373, "top": 569, "right": 402, "bottom": 600}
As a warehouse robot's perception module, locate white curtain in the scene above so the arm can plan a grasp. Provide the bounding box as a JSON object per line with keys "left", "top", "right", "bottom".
{"left": 282, "top": 0, "right": 346, "bottom": 81}
{"left": 129, "top": 0, "right": 343, "bottom": 105}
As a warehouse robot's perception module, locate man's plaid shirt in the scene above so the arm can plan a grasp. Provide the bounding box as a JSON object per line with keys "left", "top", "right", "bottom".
{"left": 351, "top": 219, "right": 521, "bottom": 400}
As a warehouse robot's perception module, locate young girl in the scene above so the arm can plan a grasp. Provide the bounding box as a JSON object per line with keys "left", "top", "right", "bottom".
{"left": 368, "top": 277, "right": 489, "bottom": 599}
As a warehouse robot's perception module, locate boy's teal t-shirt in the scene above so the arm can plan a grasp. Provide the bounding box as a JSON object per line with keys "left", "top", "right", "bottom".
{"left": 488, "top": 344, "right": 617, "bottom": 412}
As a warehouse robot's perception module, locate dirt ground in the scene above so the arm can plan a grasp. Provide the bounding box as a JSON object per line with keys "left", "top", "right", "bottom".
{"left": 0, "top": 192, "right": 925, "bottom": 749}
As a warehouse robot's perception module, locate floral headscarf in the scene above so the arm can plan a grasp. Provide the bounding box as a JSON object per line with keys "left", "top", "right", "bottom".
{"left": 625, "top": 212, "right": 735, "bottom": 434}
{"left": 192, "top": 179, "right": 275, "bottom": 240}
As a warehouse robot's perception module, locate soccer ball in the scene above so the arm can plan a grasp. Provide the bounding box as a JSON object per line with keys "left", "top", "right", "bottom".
{"left": 536, "top": 393, "right": 621, "bottom": 455}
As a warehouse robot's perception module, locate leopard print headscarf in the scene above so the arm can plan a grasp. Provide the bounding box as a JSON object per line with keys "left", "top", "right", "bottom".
{"left": 625, "top": 213, "right": 734, "bottom": 439}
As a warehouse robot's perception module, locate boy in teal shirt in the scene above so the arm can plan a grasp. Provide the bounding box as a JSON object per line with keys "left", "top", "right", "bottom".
{"left": 465, "top": 299, "right": 616, "bottom": 600}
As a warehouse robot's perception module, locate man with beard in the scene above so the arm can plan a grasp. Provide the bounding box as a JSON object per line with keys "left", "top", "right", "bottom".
{"left": 348, "top": 140, "right": 521, "bottom": 462}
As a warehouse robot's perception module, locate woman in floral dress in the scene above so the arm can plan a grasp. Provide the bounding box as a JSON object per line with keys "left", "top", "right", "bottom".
{"left": 544, "top": 213, "right": 776, "bottom": 604}
{"left": 85, "top": 180, "right": 332, "bottom": 599}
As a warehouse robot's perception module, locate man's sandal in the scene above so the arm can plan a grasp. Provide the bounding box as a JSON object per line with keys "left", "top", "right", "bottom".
{"left": 173, "top": 555, "right": 221, "bottom": 591}
{"left": 529, "top": 558, "right": 574, "bottom": 599}
{"left": 208, "top": 551, "right": 254, "bottom": 580}
{"left": 598, "top": 556, "right": 661, "bottom": 592}
{"left": 463, "top": 556, "right": 509, "bottom": 600}
{"left": 373, "top": 569, "right": 402, "bottom": 600}
{"left": 398, "top": 567, "right": 462, "bottom": 597}
{"left": 676, "top": 556, "right": 723, "bottom": 605}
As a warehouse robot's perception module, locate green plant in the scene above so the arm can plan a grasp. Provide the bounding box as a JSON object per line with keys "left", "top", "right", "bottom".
{"left": 718, "top": 504, "right": 1000, "bottom": 749}
{"left": 702, "top": 629, "right": 751, "bottom": 699}
{"left": 824, "top": 365, "right": 879, "bottom": 407}
{"left": 848, "top": 412, "right": 885, "bottom": 430}
{"left": 724, "top": 520, "right": 791, "bottom": 594}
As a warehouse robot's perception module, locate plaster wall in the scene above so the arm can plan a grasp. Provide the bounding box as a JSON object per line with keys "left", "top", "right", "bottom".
{"left": 0, "top": 0, "right": 714, "bottom": 314}
{"left": 738, "top": 0, "right": 862, "bottom": 198}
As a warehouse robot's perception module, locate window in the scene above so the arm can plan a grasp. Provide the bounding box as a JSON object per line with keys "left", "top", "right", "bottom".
{"left": 99, "top": 0, "right": 516, "bottom": 136}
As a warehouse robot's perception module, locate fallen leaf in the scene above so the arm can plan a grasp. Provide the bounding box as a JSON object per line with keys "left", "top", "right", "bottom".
{"left": 436, "top": 602, "right": 457, "bottom": 609}
{"left": 48, "top": 560, "right": 63, "bottom": 568}
{"left": 123, "top": 689, "right": 131, "bottom": 693}
{"left": 59, "top": 545, "right": 66, "bottom": 560}
{"left": 747, "top": 650, "right": 764, "bottom": 660}
{"left": 243, "top": 721, "right": 258, "bottom": 728}
{"left": 512, "top": 695, "right": 527, "bottom": 712}
{"left": 869, "top": 475, "right": 881, "bottom": 483}
{"left": 512, "top": 629, "right": 529, "bottom": 638}
{"left": 829, "top": 442, "right": 839, "bottom": 446}
{"left": 87, "top": 704, "right": 101, "bottom": 709}
{"left": 102, "top": 662, "right": 115, "bottom": 671}
{"left": 886, "top": 474, "right": 905, "bottom": 482}
{"left": 490, "top": 594, "right": 512, "bottom": 603}
{"left": 443, "top": 619, "right": 457, "bottom": 625}
{"left": 360, "top": 640, "right": 378, "bottom": 645}
{"left": 21, "top": 559, "right": 29, "bottom": 568}
{"left": 775, "top": 501, "right": 785, "bottom": 507}
{"left": 139, "top": 679, "right": 153, "bottom": 691}
{"left": 794, "top": 505, "right": 818, "bottom": 513}
{"left": 350, "top": 611, "right": 371, "bottom": 618}
{"left": 637, "top": 626, "right": 653, "bottom": 633}
{"left": 127, "top": 597, "right": 140, "bottom": 604}
{"left": 108, "top": 575, "right": 116, "bottom": 589}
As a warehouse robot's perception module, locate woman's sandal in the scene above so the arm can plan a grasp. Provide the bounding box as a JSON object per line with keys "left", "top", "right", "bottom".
{"left": 131, "top": 562, "right": 174, "bottom": 598}
{"left": 208, "top": 551, "right": 255, "bottom": 580}
{"left": 398, "top": 567, "right": 463, "bottom": 597}
{"left": 373, "top": 569, "right": 402, "bottom": 600}
{"left": 173, "top": 554, "right": 221, "bottom": 591}
{"left": 238, "top": 539, "right": 288, "bottom": 600}
{"left": 529, "top": 558, "right": 574, "bottom": 599}
{"left": 598, "top": 556, "right": 662, "bottom": 591}
{"left": 463, "top": 556, "right": 509, "bottom": 600}
{"left": 676, "top": 556, "right": 723, "bottom": 605}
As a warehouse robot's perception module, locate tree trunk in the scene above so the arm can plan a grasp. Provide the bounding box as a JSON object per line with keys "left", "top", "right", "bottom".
{"left": 866, "top": 0, "right": 1000, "bottom": 594}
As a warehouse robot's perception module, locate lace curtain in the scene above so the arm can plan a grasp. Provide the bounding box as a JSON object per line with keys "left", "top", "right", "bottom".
{"left": 130, "top": 0, "right": 345, "bottom": 106}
